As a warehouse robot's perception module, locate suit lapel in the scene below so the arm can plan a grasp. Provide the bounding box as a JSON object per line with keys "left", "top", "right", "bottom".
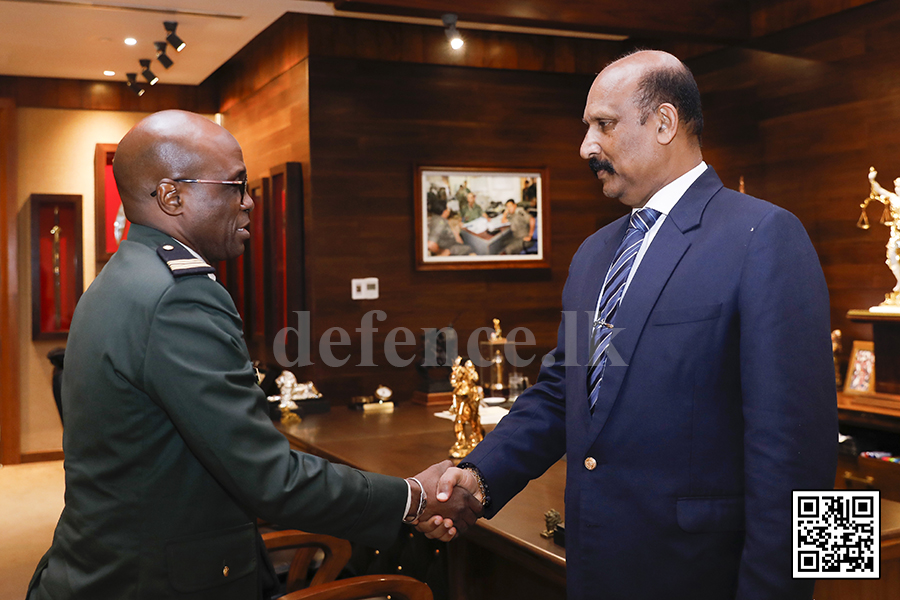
{"left": 571, "top": 217, "right": 629, "bottom": 435}
{"left": 585, "top": 166, "right": 724, "bottom": 442}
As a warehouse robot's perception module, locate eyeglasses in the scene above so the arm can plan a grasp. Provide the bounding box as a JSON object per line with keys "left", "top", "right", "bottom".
{"left": 150, "top": 178, "right": 249, "bottom": 199}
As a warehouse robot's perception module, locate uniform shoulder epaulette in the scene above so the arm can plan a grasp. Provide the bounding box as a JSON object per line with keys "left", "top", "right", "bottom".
{"left": 155, "top": 243, "right": 216, "bottom": 279}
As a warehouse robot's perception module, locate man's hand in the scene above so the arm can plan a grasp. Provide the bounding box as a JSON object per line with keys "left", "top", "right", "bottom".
{"left": 413, "top": 463, "right": 483, "bottom": 541}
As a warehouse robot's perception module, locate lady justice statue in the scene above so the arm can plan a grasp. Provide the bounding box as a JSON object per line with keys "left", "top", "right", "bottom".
{"left": 858, "top": 167, "right": 900, "bottom": 310}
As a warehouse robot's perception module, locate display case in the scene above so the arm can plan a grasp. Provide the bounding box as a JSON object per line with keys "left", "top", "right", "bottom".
{"left": 31, "top": 194, "right": 83, "bottom": 340}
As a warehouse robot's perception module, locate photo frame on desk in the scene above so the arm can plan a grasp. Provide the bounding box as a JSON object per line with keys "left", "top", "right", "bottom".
{"left": 31, "top": 194, "right": 83, "bottom": 340}
{"left": 844, "top": 340, "right": 876, "bottom": 395}
{"left": 94, "top": 143, "right": 127, "bottom": 268}
{"left": 415, "top": 166, "right": 550, "bottom": 271}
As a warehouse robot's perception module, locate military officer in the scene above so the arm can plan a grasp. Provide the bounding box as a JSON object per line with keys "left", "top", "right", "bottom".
{"left": 28, "top": 110, "right": 481, "bottom": 600}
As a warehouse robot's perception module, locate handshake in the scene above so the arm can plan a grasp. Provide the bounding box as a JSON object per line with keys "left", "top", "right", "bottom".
{"left": 406, "top": 460, "right": 485, "bottom": 542}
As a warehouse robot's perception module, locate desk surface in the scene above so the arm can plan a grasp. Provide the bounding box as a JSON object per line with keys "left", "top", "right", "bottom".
{"left": 277, "top": 403, "right": 567, "bottom": 570}
{"left": 277, "top": 403, "right": 900, "bottom": 566}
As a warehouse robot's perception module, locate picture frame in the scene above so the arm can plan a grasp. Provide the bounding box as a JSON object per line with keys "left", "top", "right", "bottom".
{"left": 414, "top": 166, "right": 550, "bottom": 271}
{"left": 844, "top": 340, "right": 876, "bottom": 395}
{"left": 267, "top": 163, "right": 305, "bottom": 342}
{"left": 94, "top": 143, "right": 127, "bottom": 268}
{"left": 247, "top": 177, "right": 270, "bottom": 344}
{"left": 31, "top": 194, "right": 83, "bottom": 340}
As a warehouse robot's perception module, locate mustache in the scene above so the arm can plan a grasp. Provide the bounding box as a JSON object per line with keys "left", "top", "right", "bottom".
{"left": 589, "top": 157, "right": 615, "bottom": 175}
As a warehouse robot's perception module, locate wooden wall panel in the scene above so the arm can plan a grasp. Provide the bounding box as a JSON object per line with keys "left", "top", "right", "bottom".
{"left": 306, "top": 15, "right": 624, "bottom": 75}
{"left": 304, "top": 57, "right": 623, "bottom": 401}
{"left": 0, "top": 76, "right": 216, "bottom": 113}
{"left": 0, "top": 98, "right": 19, "bottom": 464}
{"left": 335, "top": 0, "right": 749, "bottom": 40}
{"left": 690, "top": 2, "right": 900, "bottom": 361}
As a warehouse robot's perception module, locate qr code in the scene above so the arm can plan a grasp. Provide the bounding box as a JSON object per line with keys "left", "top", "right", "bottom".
{"left": 793, "top": 490, "right": 879, "bottom": 579}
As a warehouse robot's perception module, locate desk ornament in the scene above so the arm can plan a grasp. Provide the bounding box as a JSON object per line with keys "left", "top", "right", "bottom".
{"left": 266, "top": 371, "right": 325, "bottom": 424}
{"left": 857, "top": 168, "right": 900, "bottom": 310}
{"left": 541, "top": 509, "right": 565, "bottom": 547}
{"left": 449, "top": 356, "right": 485, "bottom": 458}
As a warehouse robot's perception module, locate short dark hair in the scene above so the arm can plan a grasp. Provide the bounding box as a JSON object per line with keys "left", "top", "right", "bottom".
{"left": 610, "top": 50, "right": 703, "bottom": 143}
{"left": 634, "top": 64, "right": 703, "bottom": 143}
{"left": 428, "top": 196, "right": 447, "bottom": 215}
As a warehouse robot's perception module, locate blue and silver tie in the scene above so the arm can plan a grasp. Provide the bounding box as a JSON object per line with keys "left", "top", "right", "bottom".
{"left": 587, "top": 207, "right": 662, "bottom": 413}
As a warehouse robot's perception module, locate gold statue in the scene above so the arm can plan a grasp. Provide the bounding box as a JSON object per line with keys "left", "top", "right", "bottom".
{"left": 448, "top": 356, "right": 484, "bottom": 458}
{"left": 541, "top": 509, "right": 562, "bottom": 539}
{"left": 858, "top": 167, "right": 900, "bottom": 307}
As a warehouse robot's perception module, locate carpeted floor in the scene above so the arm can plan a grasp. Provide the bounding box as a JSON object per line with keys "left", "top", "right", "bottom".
{"left": 0, "top": 460, "right": 64, "bottom": 600}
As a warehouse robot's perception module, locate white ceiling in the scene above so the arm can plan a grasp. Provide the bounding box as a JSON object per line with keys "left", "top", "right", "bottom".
{"left": 0, "top": 0, "right": 626, "bottom": 87}
{"left": 0, "top": 0, "right": 345, "bottom": 86}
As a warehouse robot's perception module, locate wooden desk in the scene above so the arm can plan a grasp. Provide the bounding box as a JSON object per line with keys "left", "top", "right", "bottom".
{"left": 276, "top": 403, "right": 900, "bottom": 600}
{"left": 277, "top": 403, "right": 566, "bottom": 600}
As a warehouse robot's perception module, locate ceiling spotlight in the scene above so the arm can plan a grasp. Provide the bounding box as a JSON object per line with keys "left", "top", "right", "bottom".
{"left": 164, "top": 21, "right": 185, "bottom": 52}
{"left": 154, "top": 42, "right": 174, "bottom": 69}
{"left": 124, "top": 37, "right": 137, "bottom": 46}
{"left": 139, "top": 59, "right": 158, "bottom": 85}
{"left": 103, "top": 70, "right": 116, "bottom": 77}
{"left": 126, "top": 73, "right": 145, "bottom": 97}
{"left": 442, "top": 13, "right": 464, "bottom": 50}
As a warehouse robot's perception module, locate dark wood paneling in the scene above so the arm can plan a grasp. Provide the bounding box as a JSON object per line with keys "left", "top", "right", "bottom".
{"left": 0, "top": 98, "right": 20, "bottom": 464}
{"left": 335, "top": 0, "right": 749, "bottom": 40}
{"left": 205, "top": 13, "right": 310, "bottom": 113}
{"left": 307, "top": 14, "right": 624, "bottom": 74}
{"left": 750, "top": 0, "right": 883, "bottom": 37}
{"left": 0, "top": 76, "right": 216, "bottom": 113}
{"left": 689, "top": 2, "right": 900, "bottom": 367}
{"left": 304, "top": 56, "right": 623, "bottom": 401}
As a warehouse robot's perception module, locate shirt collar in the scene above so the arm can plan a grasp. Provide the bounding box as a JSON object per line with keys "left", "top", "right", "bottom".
{"left": 174, "top": 239, "right": 217, "bottom": 281}
{"left": 638, "top": 161, "right": 707, "bottom": 217}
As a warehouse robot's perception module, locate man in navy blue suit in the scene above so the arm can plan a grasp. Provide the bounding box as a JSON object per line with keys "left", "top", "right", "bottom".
{"left": 419, "top": 50, "right": 837, "bottom": 599}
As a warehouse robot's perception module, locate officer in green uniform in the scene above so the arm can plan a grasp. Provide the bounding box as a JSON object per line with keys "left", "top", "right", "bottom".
{"left": 500, "top": 199, "right": 536, "bottom": 254}
{"left": 28, "top": 110, "right": 481, "bottom": 600}
{"left": 458, "top": 192, "right": 484, "bottom": 223}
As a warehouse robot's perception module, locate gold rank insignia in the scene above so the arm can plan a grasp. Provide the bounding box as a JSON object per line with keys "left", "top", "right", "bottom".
{"left": 155, "top": 243, "right": 216, "bottom": 279}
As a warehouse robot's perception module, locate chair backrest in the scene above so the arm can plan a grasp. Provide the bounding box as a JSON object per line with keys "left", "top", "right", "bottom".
{"left": 262, "top": 530, "right": 352, "bottom": 592}
{"left": 280, "top": 575, "right": 433, "bottom": 600}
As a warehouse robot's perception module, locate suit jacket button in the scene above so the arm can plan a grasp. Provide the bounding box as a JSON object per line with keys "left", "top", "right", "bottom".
{"left": 584, "top": 457, "right": 597, "bottom": 471}
{"left": 223, "top": 566, "right": 230, "bottom": 577}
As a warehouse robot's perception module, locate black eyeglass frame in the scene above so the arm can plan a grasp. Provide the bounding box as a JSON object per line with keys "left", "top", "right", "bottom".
{"left": 150, "top": 178, "right": 249, "bottom": 198}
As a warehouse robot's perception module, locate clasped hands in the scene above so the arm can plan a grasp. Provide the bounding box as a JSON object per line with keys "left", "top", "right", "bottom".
{"left": 408, "top": 460, "right": 484, "bottom": 542}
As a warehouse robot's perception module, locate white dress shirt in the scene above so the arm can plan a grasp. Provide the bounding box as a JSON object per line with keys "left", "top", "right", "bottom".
{"left": 594, "top": 161, "right": 707, "bottom": 319}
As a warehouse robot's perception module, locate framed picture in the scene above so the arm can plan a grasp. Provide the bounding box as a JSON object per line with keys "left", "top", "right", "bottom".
{"left": 414, "top": 166, "right": 550, "bottom": 271}
{"left": 267, "top": 163, "right": 305, "bottom": 342}
{"left": 844, "top": 340, "right": 875, "bottom": 395}
{"left": 31, "top": 194, "right": 83, "bottom": 340}
{"left": 94, "top": 143, "right": 128, "bottom": 267}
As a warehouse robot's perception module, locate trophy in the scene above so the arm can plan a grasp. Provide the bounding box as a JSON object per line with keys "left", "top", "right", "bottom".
{"left": 857, "top": 167, "right": 900, "bottom": 310}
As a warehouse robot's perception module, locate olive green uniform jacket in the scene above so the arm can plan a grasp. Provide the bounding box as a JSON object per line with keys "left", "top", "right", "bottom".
{"left": 29, "top": 224, "right": 408, "bottom": 600}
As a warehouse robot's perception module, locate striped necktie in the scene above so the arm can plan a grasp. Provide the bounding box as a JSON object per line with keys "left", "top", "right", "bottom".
{"left": 588, "top": 207, "right": 662, "bottom": 413}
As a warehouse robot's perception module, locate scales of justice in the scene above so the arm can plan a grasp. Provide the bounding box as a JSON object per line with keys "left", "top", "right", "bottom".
{"left": 857, "top": 167, "right": 900, "bottom": 311}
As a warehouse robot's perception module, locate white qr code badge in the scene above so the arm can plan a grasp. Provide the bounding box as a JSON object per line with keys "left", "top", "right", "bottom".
{"left": 793, "top": 490, "right": 879, "bottom": 579}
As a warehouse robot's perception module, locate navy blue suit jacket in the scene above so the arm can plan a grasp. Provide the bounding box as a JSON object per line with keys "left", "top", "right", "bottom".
{"left": 466, "top": 167, "right": 837, "bottom": 599}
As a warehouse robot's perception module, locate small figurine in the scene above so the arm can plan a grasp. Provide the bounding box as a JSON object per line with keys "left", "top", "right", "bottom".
{"left": 448, "top": 356, "right": 485, "bottom": 458}
{"left": 490, "top": 318, "right": 505, "bottom": 342}
{"left": 541, "top": 509, "right": 562, "bottom": 538}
